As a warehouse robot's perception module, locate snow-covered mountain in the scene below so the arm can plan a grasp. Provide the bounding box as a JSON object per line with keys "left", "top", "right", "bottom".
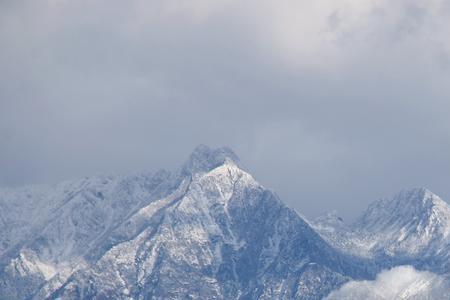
{"left": 355, "top": 188, "right": 450, "bottom": 272}
{"left": 314, "top": 188, "right": 450, "bottom": 275}
{"left": 0, "top": 146, "right": 372, "bottom": 300}
{"left": 1, "top": 145, "right": 450, "bottom": 299}
{"left": 0, "top": 168, "right": 181, "bottom": 299}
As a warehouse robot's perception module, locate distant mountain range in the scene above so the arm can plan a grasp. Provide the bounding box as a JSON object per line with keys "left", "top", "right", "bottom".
{"left": 1, "top": 145, "right": 449, "bottom": 299}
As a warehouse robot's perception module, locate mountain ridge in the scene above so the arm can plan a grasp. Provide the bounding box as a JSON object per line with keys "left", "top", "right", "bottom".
{"left": 1, "top": 146, "right": 449, "bottom": 299}
{"left": 314, "top": 187, "right": 450, "bottom": 275}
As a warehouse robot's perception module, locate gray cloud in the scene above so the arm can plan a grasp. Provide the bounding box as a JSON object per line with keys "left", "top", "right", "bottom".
{"left": 1, "top": 0, "right": 450, "bottom": 219}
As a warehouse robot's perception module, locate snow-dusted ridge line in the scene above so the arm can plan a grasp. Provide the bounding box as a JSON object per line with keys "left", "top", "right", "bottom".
{"left": 1, "top": 145, "right": 450, "bottom": 299}
{"left": 314, "top": 187, "right": 450, "bottom": 275}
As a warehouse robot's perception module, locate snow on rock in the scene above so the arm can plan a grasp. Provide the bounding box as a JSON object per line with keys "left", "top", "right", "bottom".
{"left": 47, "top": 150, "right": 365, "bottom": 299}
{"left": 352, "top": 188, "right": 450, "bottom": 273}
{"left": 2, "top": 146, "right": 450, "bottom": 299}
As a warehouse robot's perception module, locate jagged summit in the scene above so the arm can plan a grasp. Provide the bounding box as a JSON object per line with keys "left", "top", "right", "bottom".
{"left": 0, "top": 145, "right": 372, "bottom": 300}
{"left": 357, "top": 187, "right": 450, "bottom": 230}
{"left": 350, "top": 188, "right": 450, "bottom": 266}
{"left": 313, "top": 189, "right": 450, "bottom": 268}
{"left": 181, "top": 145, "right": 241, "bottom": 175}
{"left": 392, "top": 187, "right": 446, "bottom": 206}
{"left": 3, "top": 147, "right": 450, "bottom": 299}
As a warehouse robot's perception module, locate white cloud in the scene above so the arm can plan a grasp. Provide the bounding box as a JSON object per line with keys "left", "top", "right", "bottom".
{"left": 326, "top": 265, "right": 450, "bottom": 300}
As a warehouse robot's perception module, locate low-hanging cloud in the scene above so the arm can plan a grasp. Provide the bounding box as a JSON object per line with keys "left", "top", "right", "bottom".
{"left": 1, "top": 0, "right": 450, "bottom": 219}
{"left": 326, "top": 265, "right": 450, "bottom": 300}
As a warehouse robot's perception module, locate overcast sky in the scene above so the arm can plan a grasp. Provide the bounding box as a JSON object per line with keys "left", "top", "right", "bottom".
{"left": 1, "top": 0, "right": 450, "bottom": 220}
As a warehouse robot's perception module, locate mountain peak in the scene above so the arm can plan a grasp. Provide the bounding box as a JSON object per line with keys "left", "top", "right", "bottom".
{"left": 363, "top": 188, "right": 446, "bottom": 215}
{"left": 391, "top": 187, "right": 447, "bottom": 209}
{"left": 397, "top": 187, "right": 435, "bottom": 200}
{"left": 355, "top": 187, "right": 450, "bottom": 240}
{"left": 181, "top": 145, "right": 241, "bottom": 175}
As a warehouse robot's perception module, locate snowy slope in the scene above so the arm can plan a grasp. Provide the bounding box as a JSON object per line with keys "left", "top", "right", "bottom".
{"left": 311, "top": 211, "right": 371, "bottom": 257}
{"left": 0, "top": 169, "right": 181, "bottom": 299}
{"left": 354, "top": 188, "right": 450, "bottom": 272}
{"left": 314, "top": 188, "right": 450, "bottom": 275}
{"left": 0, "top": 146, "right": 372, "bottom": 300}
{"left": 2, "top": 146, "right": 450, "bottom": 299}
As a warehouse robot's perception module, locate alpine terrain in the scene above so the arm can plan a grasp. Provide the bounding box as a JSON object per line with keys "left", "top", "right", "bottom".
{"left": 1, "top": 146, "right": 450, "bottom": 299}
